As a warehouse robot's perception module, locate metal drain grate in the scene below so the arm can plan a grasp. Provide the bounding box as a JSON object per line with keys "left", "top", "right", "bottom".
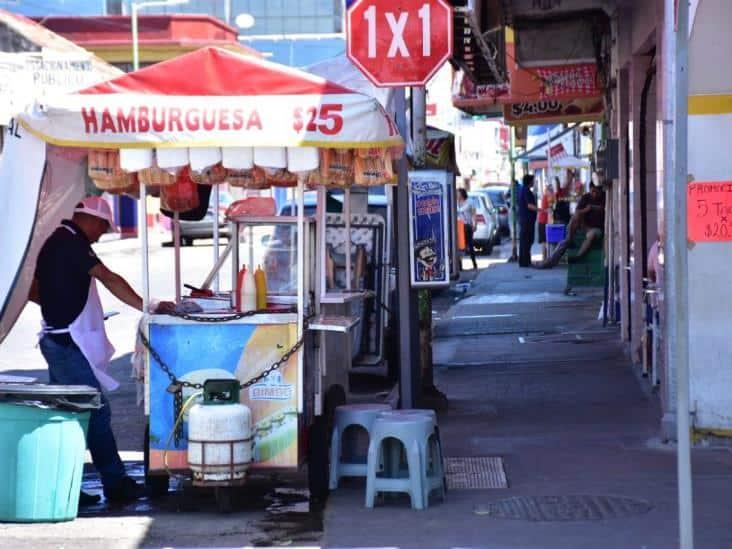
{"left": 445, "top": 457, "right": 508, "bottom": 489}
{"left": 474, "top": 495, "right": 653, "bottom": 522}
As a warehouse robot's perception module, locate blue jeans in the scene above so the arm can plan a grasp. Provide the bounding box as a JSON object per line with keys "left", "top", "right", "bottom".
{"left": 39, "top": 336, "right": 126, "bottom": 494}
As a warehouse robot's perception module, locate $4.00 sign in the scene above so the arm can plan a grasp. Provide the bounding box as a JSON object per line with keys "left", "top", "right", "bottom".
{"left": 347, "top": 0, "right": 453, "bottom": 87}
{"left": 687, "top": 181, "right": 732, "bottom": 241}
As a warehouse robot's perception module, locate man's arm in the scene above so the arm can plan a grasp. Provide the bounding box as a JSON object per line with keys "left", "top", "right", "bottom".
{"left": 90, "top": 263, "right": 143, "bottom": 312}
{"left": 28, "top": 278, "right": 40, "bottom": 304}
{"left": 575, "top": 196, "right": 592, "bottom": 216}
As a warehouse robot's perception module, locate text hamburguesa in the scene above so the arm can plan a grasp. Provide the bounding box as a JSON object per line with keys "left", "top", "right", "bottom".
{"left": 80, "top": 106, "right": 263, "bottom": 134}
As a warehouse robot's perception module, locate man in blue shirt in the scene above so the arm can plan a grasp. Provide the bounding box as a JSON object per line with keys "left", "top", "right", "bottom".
{"left": 518, "top": 174, "right": 538, "bottom": 267}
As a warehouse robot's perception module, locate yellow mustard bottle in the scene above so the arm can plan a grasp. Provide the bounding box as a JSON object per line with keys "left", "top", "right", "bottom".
{"left": 254, "top": 264, "right": 267, "bottom": 310}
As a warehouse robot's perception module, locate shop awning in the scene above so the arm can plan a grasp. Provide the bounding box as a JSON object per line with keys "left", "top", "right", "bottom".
{"left": 18, "top": 46, "right": 404, "bottom": 164}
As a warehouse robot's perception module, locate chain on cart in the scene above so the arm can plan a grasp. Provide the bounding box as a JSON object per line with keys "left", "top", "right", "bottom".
{"left": 138, "top": 309, "right": 307, "bottom": 446}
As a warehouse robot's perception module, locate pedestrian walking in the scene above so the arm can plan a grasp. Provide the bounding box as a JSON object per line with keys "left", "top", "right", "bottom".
{"left": 457, "top": 188, "right": 478, "bottom": 270}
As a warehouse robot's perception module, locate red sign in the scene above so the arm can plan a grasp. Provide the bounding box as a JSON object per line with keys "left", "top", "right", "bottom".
{"left": 687, "top": 181, "right": 732, "bottom": 241}
{"left": 511, "top": 63, "right": 603, "bottom": 101}
{"left": 347, "top": 0, "right": 453, "bottom": 87}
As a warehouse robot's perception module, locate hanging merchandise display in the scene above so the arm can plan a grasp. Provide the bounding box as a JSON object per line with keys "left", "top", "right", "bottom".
{"left": 138, "top": 163, "right": 177, "bottom": 187}
{"left": 160, "top": 166, "right": 200, "bottom": 213}
{"left": 264, "top": 168, "right": 298, "bottom": 188}
{"left": 316, "top": 149, "right": 354, "bottom": 187}
{"left": 88, "top": 149, "right": 136, "bottom": 192}
{"left": 354, "top": 148, "right": 395, "bottom": 186}
{"left": 190, "top": 162, "right": 228, "bottom": 185}
{"left": 227, "top": 167, "right": 267, "bottom": 189}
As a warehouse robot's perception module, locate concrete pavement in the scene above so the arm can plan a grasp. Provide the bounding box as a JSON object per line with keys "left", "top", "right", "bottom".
{"left": 2, "top": 240, "right": 732, "bottom": 547}
{"left": 323, "top": 243, "right": 732, "bottom": 548}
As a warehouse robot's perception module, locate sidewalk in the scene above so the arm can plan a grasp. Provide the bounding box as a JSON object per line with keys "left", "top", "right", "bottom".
{"left": 2, "top": 245, "right": 732, "bottom": 547}
{"left": 323, "top": 250, "right": 732, "bottom": 548}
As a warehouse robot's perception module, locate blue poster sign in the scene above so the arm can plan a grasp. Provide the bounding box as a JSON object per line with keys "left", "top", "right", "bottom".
{"left": 408, "top": 170, "right": 450, "bottom": 287}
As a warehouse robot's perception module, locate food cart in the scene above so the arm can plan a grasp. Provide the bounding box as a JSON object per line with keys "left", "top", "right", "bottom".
{"left": 0, "top": 47, "right": 404, "bottom": 508}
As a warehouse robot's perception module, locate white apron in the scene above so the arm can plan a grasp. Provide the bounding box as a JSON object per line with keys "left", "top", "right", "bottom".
{"left": 41, "top": 224, "right": 119, "bottom": 391}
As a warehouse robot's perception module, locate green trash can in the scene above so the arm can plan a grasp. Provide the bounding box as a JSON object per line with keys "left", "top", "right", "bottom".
{"left": 0, "top": 384, "right": 100, "bottom": 523}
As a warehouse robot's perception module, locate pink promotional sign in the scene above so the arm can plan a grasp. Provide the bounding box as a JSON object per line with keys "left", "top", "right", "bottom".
{"left": 687, "top": 181, "right": 732, "bottom": 241}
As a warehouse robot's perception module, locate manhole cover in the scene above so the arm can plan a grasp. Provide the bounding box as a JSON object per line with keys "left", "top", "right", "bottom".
{"left": 445, "top": 457, "right": 508, "bottom": 489}
{"left": 474, "top": 495, "right": 652, "bottom": 522}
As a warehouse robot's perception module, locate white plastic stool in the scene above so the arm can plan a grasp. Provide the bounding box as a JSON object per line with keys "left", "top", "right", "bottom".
{"left": 365, "top": 415, "right": 446, "bottom": 510}
{"left": 329, "top": 403, "right": 392, "bottom": 490}
{"left": 378, "top": 409, "right": 446, "bottom": 499}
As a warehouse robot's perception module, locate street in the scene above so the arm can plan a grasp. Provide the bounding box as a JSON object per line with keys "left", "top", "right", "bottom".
{"left": 3, "top": 239, "right": 732, "bottom": 548}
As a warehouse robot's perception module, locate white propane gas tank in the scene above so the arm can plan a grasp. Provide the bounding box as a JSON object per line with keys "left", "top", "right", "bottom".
{"left": 187, "top": 380, "right": 252, "bottom": 482}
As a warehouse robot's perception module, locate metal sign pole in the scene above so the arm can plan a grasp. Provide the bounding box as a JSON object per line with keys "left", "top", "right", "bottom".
{"left": 670, "top": 0, "right": 693, "bottom": 546}
{"left": 139, "top": 182, "right": 150, "bottom": 309}
{"left": 395, "top": 88, "right": 419, "bottom": 408}
{"left": 509, "top": 127, "right": 518, "bottom": 262}
{"left": 212, "top": 183, "right": 220, "bottom": 292}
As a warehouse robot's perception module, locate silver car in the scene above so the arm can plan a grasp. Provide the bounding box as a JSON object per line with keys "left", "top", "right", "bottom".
{"left": 467, "top": 191, "right": 499, "bottom": 255}
{"left": 178, "top": 191, "right": 233, "bottom": 246}
{"left": 478, "top": 186, "right": 510, "bottom": 237}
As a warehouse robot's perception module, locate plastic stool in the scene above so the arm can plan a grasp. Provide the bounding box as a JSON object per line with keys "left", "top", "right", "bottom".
{"left": 329, "top": 403, "right": 392, "bottom": 490}
{"left": 365, "top": 415, "right": 446, "bottom": 510}
{"left": 378, "top": 409, "right": 446, "bottom": 495}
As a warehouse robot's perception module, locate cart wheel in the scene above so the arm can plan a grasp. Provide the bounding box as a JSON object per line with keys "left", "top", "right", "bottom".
{"left": 144, "top": 423, "right": 170, "bottom": 497}
{"left": 307, "top": 415, "right": 330, "bottom": 504}
{"left": 215, "top": 487, "right": 234, "bottom": 513}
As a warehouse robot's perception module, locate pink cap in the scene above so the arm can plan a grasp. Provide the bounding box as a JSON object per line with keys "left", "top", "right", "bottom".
{"left": 74, "top": 196, "right": 118, "bottom": 233}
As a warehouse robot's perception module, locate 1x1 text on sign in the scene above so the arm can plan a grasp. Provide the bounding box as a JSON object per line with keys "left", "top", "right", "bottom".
{"left": 347, "top": 0, "right": 453, "bottom": 87}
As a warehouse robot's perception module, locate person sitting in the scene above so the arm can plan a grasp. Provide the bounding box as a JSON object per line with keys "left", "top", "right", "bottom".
{"left": 536, "top": 183, "right": 605, "bottom": 268}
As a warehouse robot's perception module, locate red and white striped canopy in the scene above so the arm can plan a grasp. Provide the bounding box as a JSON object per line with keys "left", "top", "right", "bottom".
{"left": 18, "top": 47, "right": 403, "bottom": 158}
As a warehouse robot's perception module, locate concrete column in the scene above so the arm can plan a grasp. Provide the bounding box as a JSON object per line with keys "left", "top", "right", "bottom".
{"left": 629, "top": 56, "right": 648, "bottom": 362}
{"left": 616, "top": 68, "right": 631, "bottom": 341}
{"left": 614, "top": 9, "right": 632, "bottom": 343}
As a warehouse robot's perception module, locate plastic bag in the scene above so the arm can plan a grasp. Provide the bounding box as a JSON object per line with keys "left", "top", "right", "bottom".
{"left": 227, "top": 166, "right": 268, "bottom": 189}
{"left": 354, "top": 148, "right": 395, "bottom": 186}
{"left": 88, "top": 149, "right": 136, "bottom": 191}
{"left": 226, "top": 197, "right": 277, "bottom": 218}
{"left": 138, "top": 165, "right": 177, "bottom": 187}
{"left": 264, "top": 168, "right": 298, "bottom": 188}
{"left": 319, "top": 149, "right": 353, "bottom": 187}
{"left": 160, "top": 166, "right": 200, "bottom": 212}
{"left": 191, "top": 162, "right": 227, "bottom": 185}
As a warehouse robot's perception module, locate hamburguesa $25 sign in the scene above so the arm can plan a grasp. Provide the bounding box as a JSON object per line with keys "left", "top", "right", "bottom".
{"left": 347, "top": 0, "right": 453, "bottom": 87}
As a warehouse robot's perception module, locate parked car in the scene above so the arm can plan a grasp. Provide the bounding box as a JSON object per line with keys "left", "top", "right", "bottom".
{"left": 178, "top": 190, "right": 233, "bottom": 246}
{"left": 476, "top": 186, "right": 510, "bottom": 237}
{"left": 277, "top": 190, "right": 387, "bottom": 219}
{"left": 467, "top": 191, "right": 499, "bottom": 255}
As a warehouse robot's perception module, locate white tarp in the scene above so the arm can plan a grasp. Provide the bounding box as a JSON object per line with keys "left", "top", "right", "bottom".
{"left": 0, "top": 121, "right": 85, "bottom": 343}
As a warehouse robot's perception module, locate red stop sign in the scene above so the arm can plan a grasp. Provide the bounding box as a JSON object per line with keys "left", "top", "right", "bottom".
{"left": 347, "top": 0, "right": 453, "bottom": 87}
